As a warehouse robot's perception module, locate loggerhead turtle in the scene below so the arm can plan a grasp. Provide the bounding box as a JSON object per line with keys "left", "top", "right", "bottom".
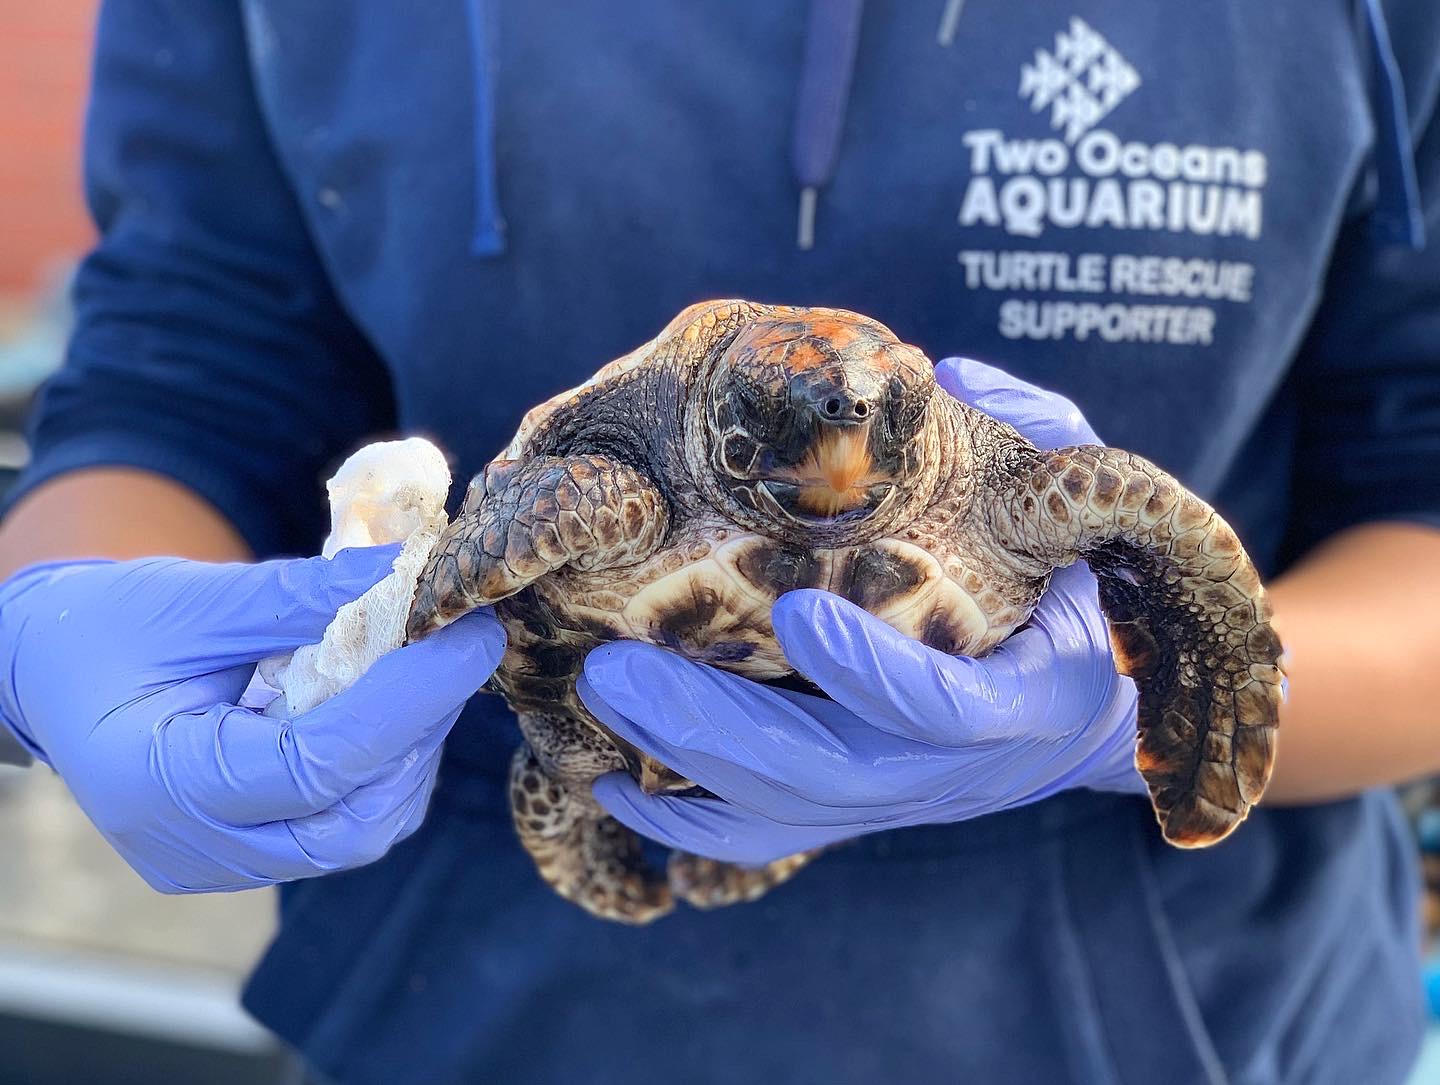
{"left": 405, "top": 300, "right": 1283, "bottom": 925}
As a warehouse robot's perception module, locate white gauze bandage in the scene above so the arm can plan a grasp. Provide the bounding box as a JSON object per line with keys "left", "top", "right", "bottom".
{"left": 258, "top": 438, "right": 452, "bottom": 717}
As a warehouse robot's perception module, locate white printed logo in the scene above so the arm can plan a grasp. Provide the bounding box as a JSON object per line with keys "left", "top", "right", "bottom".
{"left": 956, "top": 16, "right": 1269, "bottom": 346}
{"left": 1020, "top": 17, "right": 1140, "bottom": 143}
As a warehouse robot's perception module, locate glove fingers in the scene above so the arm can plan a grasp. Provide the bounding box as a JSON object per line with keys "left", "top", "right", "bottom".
{"left": 166, "top": 546, "right": 402, "bottom": 668}
{"left": 284, "top": 742, "right": 445, "bottom": 870}
{"left": 117, "top": 819, "right": 326, "bottom": 892}
{"left": 153, "top": 698, "right": 441, "bottom": 826}
{"left": 592, "top": 773, "right": 843, "bottom": 865}
{"left": 581, "top": 642, "right": 848, "bottom": 761}
{"left": 934, "top": 357, "right": 1100, "bottom": 448}
{"left": 333, "top": 731, "right": 446, "bottom": 835}
{"left": 577, "top": 670, "right": 814, "bottom": 809}
{"left": 287, "top": 609, "right": 503, "bottom": 789}
{"left": 156, "top": 613, "right": 496, "bottom": 826}
{"left": 772, "top": 590, "right": 1022, "bottom": 746}
{"left": 578, "top": 646, "right": 874, "bottom": 801}
{"left": 578, "top": 662, "right": 950, "bottom": 822}
{"left": 153, "top": 704, "right": 314, "bottom": 825}
{"left": 149, "top": 739, "right": 445, "bottom": 890}
{"left": 117, "top": 831, "right": 270, "bottom": 893}
{"left": 121, "top": 765, "right": 446, "bottom": 892}
{"left": 386, "top": 755, "right": 443, "bottom": 847}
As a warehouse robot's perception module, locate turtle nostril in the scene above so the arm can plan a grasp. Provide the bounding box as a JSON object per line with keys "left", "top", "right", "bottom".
{"left": 796, "top": 381, "right": 874, "bottom": 425}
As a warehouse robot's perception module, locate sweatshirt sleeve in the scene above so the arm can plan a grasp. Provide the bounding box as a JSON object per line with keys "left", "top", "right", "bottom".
{"left": 5, "top": 0, "right": 395, "bottom": 557}
{"left": 1280, "top": 74, "right": 1440, "bottom": 561}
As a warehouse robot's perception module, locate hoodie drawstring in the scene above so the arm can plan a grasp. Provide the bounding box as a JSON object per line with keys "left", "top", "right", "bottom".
{"left": 466, "top": 0, "right": 507, "bottom": 256}
{"left": 1360, "top": 0, "right": 1425, "bottom": 249}
{"left": 937, "top": 0, "right": 966, "bottom": 48}
{"left": 792, "top": 0, "right": 866, "bottom": 250}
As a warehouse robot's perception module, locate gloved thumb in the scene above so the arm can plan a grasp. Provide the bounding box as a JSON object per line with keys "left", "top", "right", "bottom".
{"left": 284, "top": 608, "right": 505, "bottom": 794}
{"left": 163, "top": 544, "right": 402, "bottom": 668}
{"left": 934, "top": 357, "right": 1100, "bottom": 449}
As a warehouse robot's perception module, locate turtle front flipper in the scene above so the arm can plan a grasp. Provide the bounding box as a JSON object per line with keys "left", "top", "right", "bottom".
{"left": 405, "top": 454, "right": 670, "bottom": 640}
{"left": 997, "top": 446, "right": 1283, "bottom": 847}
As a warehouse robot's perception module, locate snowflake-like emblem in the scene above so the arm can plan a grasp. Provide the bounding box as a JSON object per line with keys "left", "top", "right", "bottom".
{"left": 1019, "top": 17, "right": 1140, "bottom": 143}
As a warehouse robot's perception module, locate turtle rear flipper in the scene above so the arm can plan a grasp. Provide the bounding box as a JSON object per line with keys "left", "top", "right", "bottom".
{"left": 669, "top": 850, "right": 818, "bottom": 910}
{"left": 1002, "top": 446, "right": 1283, "bottom": 847}
{"left": 510, "top": 744, "right": 674, "bottom": 924}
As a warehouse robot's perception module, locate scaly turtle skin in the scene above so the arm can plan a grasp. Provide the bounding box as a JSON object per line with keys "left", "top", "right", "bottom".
{"left": 406, "top": 301, "right": 1283, "bottom": 925}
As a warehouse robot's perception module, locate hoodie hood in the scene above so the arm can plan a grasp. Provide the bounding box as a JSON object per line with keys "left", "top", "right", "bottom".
{"left": 467, "top": 1, "right": 1425, "bottom": 255}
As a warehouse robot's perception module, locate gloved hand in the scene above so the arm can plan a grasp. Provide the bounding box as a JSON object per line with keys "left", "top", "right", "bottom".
{"left": 0, "top": 548, "right": 504, "bottom": 891}
{"left": 579, "top": 358, "right": 1144, "bottom": 865}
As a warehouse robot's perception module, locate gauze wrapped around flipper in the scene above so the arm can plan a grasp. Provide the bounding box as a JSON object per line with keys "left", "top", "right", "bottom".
{"left": 258, "top": 438, "right": 451, "bottom": 717}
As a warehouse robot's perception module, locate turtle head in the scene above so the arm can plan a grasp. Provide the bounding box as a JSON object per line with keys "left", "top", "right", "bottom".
{"left": 696, "top": 309, "right": 939, "bottom": 541}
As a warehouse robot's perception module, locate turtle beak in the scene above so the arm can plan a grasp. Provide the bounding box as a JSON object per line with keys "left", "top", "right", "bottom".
{"left": 781, "top": 380, "right": 880, "bottom": 515}
{"left": 792, "top": 427, "right": 876, "bottom": 516}
{"left": 808, "top": 425, "right": 873, "bottom": 491}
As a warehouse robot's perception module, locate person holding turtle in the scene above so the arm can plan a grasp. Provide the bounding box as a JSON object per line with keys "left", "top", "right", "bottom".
{"left": 2, "top": 3, "right": 1438, "bottom": 1082}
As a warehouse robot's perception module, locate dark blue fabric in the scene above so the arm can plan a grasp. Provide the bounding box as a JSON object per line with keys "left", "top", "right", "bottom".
{"left": 12, "top": 1, "right": 1440, "bottom": 1082}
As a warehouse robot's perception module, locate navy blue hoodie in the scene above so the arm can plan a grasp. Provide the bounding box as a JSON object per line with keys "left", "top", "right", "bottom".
{"left": 13, "top": 2, "right": 1440, "bottom": 1082}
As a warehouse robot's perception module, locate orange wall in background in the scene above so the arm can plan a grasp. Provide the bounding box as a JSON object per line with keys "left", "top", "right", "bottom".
{"left": 0, "top": 0, "right": 98, "bottom": 294}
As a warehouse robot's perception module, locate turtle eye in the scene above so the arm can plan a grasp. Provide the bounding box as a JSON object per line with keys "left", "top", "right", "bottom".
{"left": 878, "top": 377, "right": 919, "bottom": 438}
{"left": 727, "top": 372, "right": 789, "bottom": 438}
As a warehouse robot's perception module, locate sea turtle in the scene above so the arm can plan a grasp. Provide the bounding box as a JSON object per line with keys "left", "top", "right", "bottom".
{"left": 405, "top": 300, "right": 1283, "bottom": 925}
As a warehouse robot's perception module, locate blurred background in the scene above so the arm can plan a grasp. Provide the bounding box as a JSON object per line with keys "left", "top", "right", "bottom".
{"left": 1, "top": 5, "right": 1439, "bottom": 1084}
{"left": 0, "top": 3, "right": 286, "bottom": 1081}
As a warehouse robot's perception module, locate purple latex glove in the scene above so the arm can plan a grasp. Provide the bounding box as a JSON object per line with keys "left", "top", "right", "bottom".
{"left": 580, "top": 358, "right": 1144, "bottom": 865}
{"left": 0, "top": 548, "right": 504, "bottom": 892}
